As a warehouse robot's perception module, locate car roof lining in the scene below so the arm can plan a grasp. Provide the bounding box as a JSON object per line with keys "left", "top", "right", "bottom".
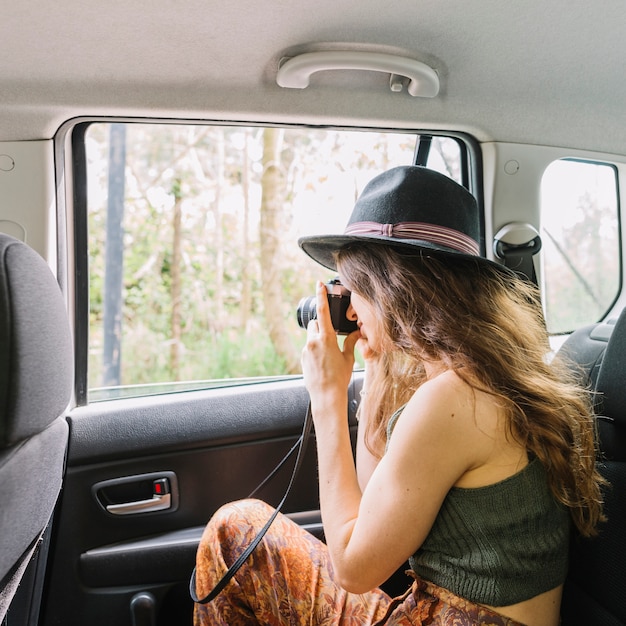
{"left": 1, "top": 1, "right": 625, "bottom": 156}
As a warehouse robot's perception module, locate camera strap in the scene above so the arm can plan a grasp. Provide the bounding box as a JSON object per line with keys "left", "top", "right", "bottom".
{"left": 189, "top": 401, "right": 314, "bottom": 604}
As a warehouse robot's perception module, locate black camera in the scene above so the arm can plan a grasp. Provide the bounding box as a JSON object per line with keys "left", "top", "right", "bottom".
{"left": 297, "top": 278, "right": 359, "bottom": 335}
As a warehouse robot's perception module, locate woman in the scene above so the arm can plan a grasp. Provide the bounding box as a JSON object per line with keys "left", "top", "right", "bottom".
{"left": 193, "top": 166, "right": 605, "bottom": 626}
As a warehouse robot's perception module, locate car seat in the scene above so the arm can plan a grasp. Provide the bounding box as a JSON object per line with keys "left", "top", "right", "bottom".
{"left": 0, "top": 234, "right": 73, "bottom": 622}
{"left": 559, "top": 307, "right": 626, "bottom": 625}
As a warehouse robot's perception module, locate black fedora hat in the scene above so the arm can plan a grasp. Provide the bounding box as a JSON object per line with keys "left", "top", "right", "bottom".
{"left": 299, "top": 165, "right": 500, "bottom": 271}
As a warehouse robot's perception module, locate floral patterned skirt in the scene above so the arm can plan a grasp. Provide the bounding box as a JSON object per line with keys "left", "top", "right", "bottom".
{"left": 193, "top": 498, "right": 525, "bottom": 626}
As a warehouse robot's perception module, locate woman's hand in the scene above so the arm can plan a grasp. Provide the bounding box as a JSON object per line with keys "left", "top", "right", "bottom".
{"left": 301, "top": 281, "right": 360, "bottom": 413}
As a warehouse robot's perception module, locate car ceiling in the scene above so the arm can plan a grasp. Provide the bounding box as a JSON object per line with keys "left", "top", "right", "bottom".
{"left": 2, "top": 0, "right": 625, "bottom": 156}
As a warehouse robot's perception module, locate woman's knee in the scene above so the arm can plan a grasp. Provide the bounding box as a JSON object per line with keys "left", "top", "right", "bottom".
{"left": 211, "top": 498, "right": 271, "bottom": 526}
{"left": 197, "top": 498, "right": 279, "bottom": 576}
{"left": 203, "top": 498, "right": 273, "bottom": 546}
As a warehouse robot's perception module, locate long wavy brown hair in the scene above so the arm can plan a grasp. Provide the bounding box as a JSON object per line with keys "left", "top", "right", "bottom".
{"left": 336, "top": 242, "right": 605, "bottom": 538}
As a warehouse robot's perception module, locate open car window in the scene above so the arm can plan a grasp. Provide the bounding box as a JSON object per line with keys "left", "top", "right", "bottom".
{"left": 540, "top": 158, "right": 621, "bottom": 335}
{"left": 83, "top": 123, "right": 466, "bottom": 402}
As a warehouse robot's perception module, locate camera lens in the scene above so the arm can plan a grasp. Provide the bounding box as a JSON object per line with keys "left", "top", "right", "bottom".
{"left": 296, "top": 296, "right": 317, "bottom": 329}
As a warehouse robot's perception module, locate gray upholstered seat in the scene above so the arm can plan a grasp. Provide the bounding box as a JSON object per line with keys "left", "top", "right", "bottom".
{"left": 0, "top": 234, "right": 73, "bottom": 621}
{"left": 559, "top": 307, "right": 626, "bottom": 625}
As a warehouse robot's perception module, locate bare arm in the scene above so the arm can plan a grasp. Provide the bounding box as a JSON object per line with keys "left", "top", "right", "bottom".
{"left": 355, "top": 408, "right": 379, "bottom": 492}
{"left": 356, "top": 346, "right": 385, "bottom": 491}
{"left": 301, "top": 283, "right": 497, "bottom": 594}
{"left": 355, "top": 359, "right": 383, "bottom": 491}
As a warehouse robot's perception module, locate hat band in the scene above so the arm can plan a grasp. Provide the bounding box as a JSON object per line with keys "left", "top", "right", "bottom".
{"left": 344, "top": 221, "right": 480, "bottom": 256}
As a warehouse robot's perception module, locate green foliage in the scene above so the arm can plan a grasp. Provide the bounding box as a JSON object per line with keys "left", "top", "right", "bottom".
{"left": 87, "top": 123, "right": 416, "bottom": 392}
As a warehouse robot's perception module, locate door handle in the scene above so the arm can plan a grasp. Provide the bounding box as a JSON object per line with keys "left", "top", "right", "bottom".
{"left": 93, "top": 472, "right": 178, "bottom": 516}
{"left": 107, "top": 492, "right": 171, "bottom": 516}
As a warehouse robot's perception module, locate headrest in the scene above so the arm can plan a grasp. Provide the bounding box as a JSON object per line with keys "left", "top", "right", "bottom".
{"left": 596, "top": 307, "right": 626, "bottom": 426}
{"left": 0, "top": 234, "right": 73, "bottom": 447}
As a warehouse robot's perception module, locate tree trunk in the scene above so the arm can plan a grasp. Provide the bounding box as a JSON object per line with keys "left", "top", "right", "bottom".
{"left": 213, "top": 131, "right": 225, "bottom": 332}
{"left": 259, "top": 128, "right": 300, "bottom": 373}
{"left": 240, "top": 130, "right": 252, "bottom": 331}
{"left": 170, "top": 179, "right": 183, "bottom": 380}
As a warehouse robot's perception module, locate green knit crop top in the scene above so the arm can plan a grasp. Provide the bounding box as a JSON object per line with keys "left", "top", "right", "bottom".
{"left": 387, "top": 408, "right": 571, "bottom": 607}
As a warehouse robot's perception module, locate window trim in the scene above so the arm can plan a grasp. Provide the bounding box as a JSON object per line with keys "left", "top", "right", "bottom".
{"left": 72, "top": 121, "right": 91, "bottom": 406}
{"left": 541, "top": 156, "right": 623, "bottom": 335}
{"left": 66, "top": 119, "right": 481, "bottom": 406}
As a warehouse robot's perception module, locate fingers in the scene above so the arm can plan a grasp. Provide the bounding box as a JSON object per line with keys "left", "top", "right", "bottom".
{"left": 302, "top": 284, "right": 359, "bottom": 397}
{"left": 343, "top": 329, "right": 361, "bottom": 355}
{"left": 306, "top": 317, "right": 319, "bottom": 339}
{"left": 312, "top": 280, "right": 334, "bottom": 336}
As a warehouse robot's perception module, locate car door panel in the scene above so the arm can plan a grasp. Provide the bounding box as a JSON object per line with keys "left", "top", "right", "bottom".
{"left": 42, "top": 375, "right": 362, "bottom": 626}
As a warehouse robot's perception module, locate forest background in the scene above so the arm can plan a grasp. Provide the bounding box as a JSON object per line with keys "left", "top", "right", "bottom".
{"left": 87, "top": 124, "right": 424, "bottom": 392}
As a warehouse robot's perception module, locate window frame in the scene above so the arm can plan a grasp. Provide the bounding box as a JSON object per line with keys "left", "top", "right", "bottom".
{"left": 68, "top": 119, "right": 481, "bottom": 406}
{"left": 540, "top": 156, "right": 623, "bottom": 336}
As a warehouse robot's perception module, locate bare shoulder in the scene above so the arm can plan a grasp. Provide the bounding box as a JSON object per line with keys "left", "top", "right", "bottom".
{"left": 403, "top": 369, "right": 493, "bottom": 433}
{"left": 386, "top": 369, "right": 517, "bottom": 481}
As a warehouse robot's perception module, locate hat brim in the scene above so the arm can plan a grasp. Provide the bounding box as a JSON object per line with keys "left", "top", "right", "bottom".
{"left": 298, "top": 233, "right": 504, "bottom": 272}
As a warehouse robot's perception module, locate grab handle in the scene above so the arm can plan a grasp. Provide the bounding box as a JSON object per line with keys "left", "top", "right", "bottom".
{"left": 276, "top": 51, "right": 439, "bottom": 97}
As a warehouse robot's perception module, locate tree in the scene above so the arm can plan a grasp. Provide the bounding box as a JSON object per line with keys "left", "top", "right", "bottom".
{"left": 170, "top": 178, "right": 183, "bottom": 379}
{"left": 240, "top": 129, "right": 253, "bottom": 332}
{"left": 259, "top": 128, "right": 301, "bottom": 374}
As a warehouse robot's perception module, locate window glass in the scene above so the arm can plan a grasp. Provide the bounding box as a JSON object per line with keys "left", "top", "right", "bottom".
{"left": 540, "top": 159, "right": 621, "bottom": 335}
{"left": 85, "top": 124, "right": 463, "bottom": 400}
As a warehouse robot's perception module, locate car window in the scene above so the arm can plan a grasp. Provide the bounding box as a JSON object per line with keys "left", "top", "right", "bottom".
{"left": 84, "top": 123, "right": 464, "bottom": 401}
{"left": 540, "top": 158, "right": 621, "bottom": 335}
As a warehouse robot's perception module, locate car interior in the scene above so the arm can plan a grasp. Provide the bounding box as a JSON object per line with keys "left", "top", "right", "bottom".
{"left": 1, "top": 2, "right": 625, "bottom": 625}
